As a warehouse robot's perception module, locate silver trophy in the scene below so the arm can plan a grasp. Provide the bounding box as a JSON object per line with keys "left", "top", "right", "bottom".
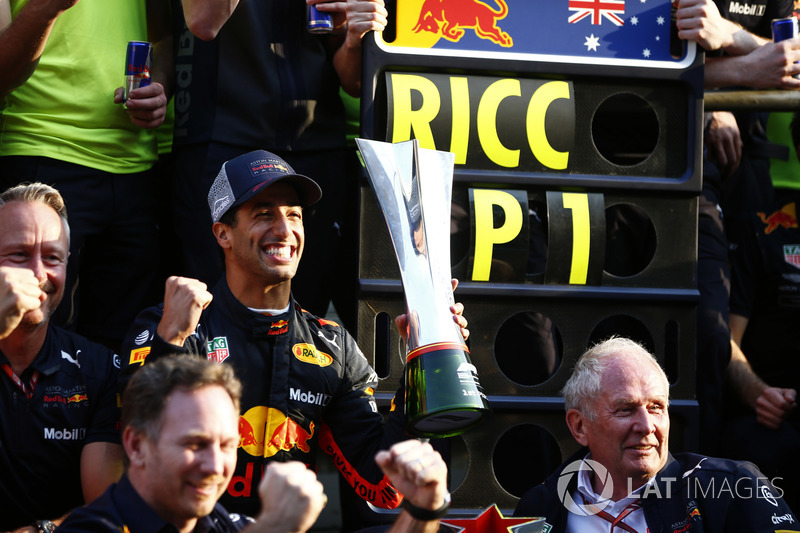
{"left": 356, "top": 138, "right": 490, "bottom": 438}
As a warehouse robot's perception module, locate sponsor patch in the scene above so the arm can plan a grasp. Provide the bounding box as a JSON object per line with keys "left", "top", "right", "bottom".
{"left": 134, "top": 330, "right": 150, "bottom": 345}
{"left": 290, "top": 387, "right": 331, "bottom": 406}
{"left": 129, "top": 347, "right": 151, "bottom": 365}
{"left": 44, "top": 427, "right": 86, "bottom": 440}
{"left": 292, "top": 343, "right": 333, "bottom": 367}
{"left": 61, "top": 350, "right": 80, "bottom": 368}
{"left": 269, "top": 320, "right": 289, "bottom": 336}
{"left": 784, "top": 245, "right": 800, "bottom": 269}
{"left": 206, "top": 337, "right": 230, "bottom": 364}
{"left": 250, "top": 159, "right": 289, "bottom": 178}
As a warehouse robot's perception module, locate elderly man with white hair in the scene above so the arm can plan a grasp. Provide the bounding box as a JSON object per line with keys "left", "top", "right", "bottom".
{"left": 515, "top": 337, "right": 797, "bottom": 532}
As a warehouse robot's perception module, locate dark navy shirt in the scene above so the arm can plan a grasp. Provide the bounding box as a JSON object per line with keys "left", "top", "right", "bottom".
{"left": 171, "top": 0, "right": 345, "bottom": 152}
{"left": 0, "top": 325, "right": 120, "bottom": 530}
{"left": 58, "top": 475, "right": 251, "bottom": 532}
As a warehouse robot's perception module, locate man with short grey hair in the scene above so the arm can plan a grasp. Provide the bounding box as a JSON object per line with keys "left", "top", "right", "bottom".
{"left": 515, "top": 337, "right": 797, "bottom": 532}
{"left": 0, "top": 182, "right": 123, "bottom": 531}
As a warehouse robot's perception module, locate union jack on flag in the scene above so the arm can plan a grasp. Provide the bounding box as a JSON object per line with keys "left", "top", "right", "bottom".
{"left": 568, "top": 0, "right": 626, "bottom": 26}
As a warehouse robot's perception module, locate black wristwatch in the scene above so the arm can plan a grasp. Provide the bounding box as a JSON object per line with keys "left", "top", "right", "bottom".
{"left": 34, "top": 520, "right": 56, "bottom": 533}
{"left": 402, "top": 492, "right": 452, "bottom": 521}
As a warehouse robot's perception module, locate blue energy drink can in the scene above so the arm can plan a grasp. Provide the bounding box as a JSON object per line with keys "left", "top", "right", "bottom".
{"left": 772, "top": 17, "right": 799, "bottom": 79}
{"left": 307, "top": 4, "right": 333, "bottom": 34}
{"left": 124, "top": 41, "right": 152, "bottom": 100}
{"left": 773, "top": 17, "right": 798, "bottom": 42}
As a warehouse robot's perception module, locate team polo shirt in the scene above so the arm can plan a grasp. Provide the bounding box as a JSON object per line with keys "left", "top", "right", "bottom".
{"left": 58, "top": 475, "right": 251, "bottom": 532}
{"left": 172, "top": 0, "right": 346, "bottom": 152}
{"left": 0, "top": 0, "right": 158, "bottom": 173}
{"left": 729, "top": 199, "right": 800, "bottom": 391}
{"left": 0, "top": 326, "right": 121, "bottom": 530}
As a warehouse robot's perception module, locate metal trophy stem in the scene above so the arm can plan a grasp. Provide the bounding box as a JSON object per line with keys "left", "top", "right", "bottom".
{"left": 356, "top": 138, "right": 490, "bottom": 438}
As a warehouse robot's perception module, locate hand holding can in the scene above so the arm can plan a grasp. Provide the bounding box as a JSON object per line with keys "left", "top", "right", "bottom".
{"left": 123, "top": 41, "right": 153, "bottom": 102}
{"left": 307, "top": 2, "right": 333, "bottom": 34}
{"left": 772, "top": 17, "right": 800, "bottom": 80}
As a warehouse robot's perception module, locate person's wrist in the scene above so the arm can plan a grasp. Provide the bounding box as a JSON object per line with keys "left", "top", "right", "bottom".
{"left": 33, "top": 520, "right": 56, "bottom": 533}
{"left": 402, "top": 492, "right": 451, "bottom": 521}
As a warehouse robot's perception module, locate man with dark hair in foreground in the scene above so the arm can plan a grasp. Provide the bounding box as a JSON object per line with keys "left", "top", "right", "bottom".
{"left": 60, "top": 355, "right": 450, "bottom": 532}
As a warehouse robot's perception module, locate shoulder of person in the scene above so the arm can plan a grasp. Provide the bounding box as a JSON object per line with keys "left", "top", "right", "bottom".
{"left": 49, "top": 325, "right": 120, "bottom": 377}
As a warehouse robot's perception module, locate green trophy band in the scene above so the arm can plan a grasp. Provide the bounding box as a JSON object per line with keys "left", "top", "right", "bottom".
{"left": 405, "top": 342, "right": 488, "bottom": 438}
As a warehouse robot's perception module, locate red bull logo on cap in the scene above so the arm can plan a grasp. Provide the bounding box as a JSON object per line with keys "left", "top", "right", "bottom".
{"left": 413, "top": 0, "right": 513, "bottom": 47}
{"left": 292, "top": 343, "right": 333, "bottom": 367}
{"left": 758, "top": 203, "right": 799, "bottom": 235}
{"left": 238, "top": 406, "right": 315, "bottom": 458}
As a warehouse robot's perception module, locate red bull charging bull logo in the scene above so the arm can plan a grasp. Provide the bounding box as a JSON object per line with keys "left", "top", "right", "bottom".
{"left": 238, "top": 406, "right": 314, "bottom": 458}
{"left": 758, "top": 203, "right": 799, "bottom": 235}
{"left": 413, "top": 0, "right": 513, "bottom": 47}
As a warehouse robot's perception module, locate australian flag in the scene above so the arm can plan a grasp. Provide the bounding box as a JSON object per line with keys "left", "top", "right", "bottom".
{"left": 422, "top": 0, "right": 678, "bottom": 64}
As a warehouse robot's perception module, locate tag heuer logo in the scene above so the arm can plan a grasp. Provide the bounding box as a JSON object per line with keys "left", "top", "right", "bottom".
{"left": 784, "top": 245, "right": 800, "bottom": 269}
{"left": 207, "top": 337, "right": 230, "bottom": 364}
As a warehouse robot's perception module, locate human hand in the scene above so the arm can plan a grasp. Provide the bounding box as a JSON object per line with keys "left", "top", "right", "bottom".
{"left": 755, "top": 387, "right": 797, "bottom": 429}
{"left": 705, "top": 111, "right": 742, "bottom": 179}
{"left": 113, "top": 82, "right": 168, "bottom": 129}
{"left": 156, "top": 276, "right": 212, "bottom": 346}
{"left": 308, "top": 0, "right": 387, "bottom": 43}
{"left": 374, "top": 439, "right": 449, "bottom": 514}
{"left": 675, "top": 0, "right": 739, "bottom": 51}
{"left": 0, "top": 266, "right": 44, "bottom": 340}
{"left": 736, "top": 38, "right": 800, "bottom": 89}
{"left": 253, "top": 461, "right": 327, "bottom": 533}
{"left": 395, "top": 279, "right": 470, "bottom": 342}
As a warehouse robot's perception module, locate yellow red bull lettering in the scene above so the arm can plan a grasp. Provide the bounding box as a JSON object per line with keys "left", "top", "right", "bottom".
{"left": 291, "top": 343, "right": 333, "bottom": 367}
{"left": 129, "top": 347, "right": 151, "bottom": 365}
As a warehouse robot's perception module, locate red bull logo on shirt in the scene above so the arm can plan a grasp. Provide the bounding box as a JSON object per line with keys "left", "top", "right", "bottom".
{"left": 269, "top": 320, "right": 289, "bottom": 335}
{"left": 758, "top": 203, "right": 799, "bottom": 234}
{"left": 67, "top": 393, "right": 88, "bottom": 404}
{"left": 238, "top": 406, "right": 315, "bottom": 458}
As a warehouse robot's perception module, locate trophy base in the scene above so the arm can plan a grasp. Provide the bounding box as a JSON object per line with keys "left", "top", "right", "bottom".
{"left": 405, "top": 343, "right": 491, "bottom": 438}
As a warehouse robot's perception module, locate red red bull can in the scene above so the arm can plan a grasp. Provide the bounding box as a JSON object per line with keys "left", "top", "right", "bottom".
{"left": 124, "top": 41, "right": 152, "bottom": 100}
{"left": 307, "top": 4, "right": 333, "bottom": 34}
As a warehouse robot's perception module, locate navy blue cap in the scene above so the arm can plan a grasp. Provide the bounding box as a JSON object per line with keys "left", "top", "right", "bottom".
{"left": 208, "top": 150, "right": 323, "bottom": 223}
